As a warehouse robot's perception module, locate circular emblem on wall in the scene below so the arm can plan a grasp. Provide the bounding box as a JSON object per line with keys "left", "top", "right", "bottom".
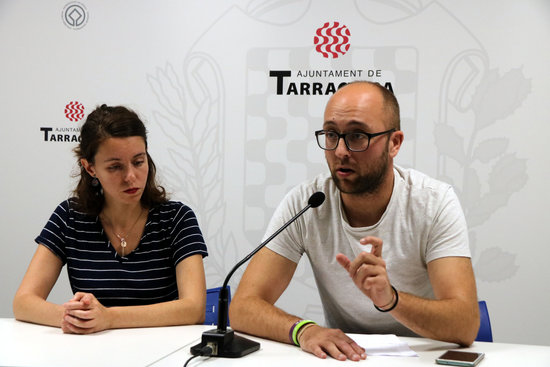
{"left": 65, "top": 101, "right": 85, "bottom": 122}
{"left": 62, "top": 2, "right": 88, "bottom": 30}
{"left": 313, "top": 22, "right": 351, "bottom": 58}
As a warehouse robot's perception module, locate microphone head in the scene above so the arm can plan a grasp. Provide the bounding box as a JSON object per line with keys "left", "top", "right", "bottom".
{"left": 308, "top": 191, "right": 325, "bottom": 208}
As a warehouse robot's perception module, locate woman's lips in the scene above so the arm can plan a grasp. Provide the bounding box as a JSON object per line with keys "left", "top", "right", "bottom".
{"left": 124, "top": 188, "right": 139, "bottom": 194}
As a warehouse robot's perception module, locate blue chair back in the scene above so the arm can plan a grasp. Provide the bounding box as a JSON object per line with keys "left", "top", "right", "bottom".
{"left": 476, "top": 300, "right": 493, "bottom": 342}
{"left": 204, "top": 286, "right": 231, "bottom": 326}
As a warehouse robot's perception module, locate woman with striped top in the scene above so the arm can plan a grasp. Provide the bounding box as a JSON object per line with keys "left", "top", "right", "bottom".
{"left": 13, "top": 105, "right": 208, "bottom": 334}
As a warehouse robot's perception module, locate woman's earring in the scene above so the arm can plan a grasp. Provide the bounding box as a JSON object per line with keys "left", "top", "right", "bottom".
{"left": 91, "top": 177, "right": 100, "bottom": 187}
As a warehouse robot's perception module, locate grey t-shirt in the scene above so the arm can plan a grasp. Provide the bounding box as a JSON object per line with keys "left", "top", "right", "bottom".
{"left": 266, "top": 166, "right": 470, "bottom": 336}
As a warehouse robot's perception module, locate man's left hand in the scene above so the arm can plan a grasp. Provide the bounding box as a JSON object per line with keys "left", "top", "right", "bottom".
{"left": 335, "top": 236, "right": 395, "bottom": 309}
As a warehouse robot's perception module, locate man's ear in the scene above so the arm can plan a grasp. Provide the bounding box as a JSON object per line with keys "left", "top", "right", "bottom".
{"left": 81, "top": 158, "right": 96, "bottom": 177}
{"left": 389, "top": 130, "right": 404, "bottom": 158}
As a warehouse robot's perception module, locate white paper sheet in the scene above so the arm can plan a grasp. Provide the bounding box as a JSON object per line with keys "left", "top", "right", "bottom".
{"left": 347, "top": 334, "right": 418, "bottom": 357}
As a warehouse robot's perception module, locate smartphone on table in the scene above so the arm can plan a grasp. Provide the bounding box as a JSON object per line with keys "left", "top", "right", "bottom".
{"left": 435, "top": 350, "right": 485, "bottom": 366}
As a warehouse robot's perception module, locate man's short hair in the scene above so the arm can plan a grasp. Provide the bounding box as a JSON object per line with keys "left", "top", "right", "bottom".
{"left": 342, "top": 81, "right": 401, "bottom": 131}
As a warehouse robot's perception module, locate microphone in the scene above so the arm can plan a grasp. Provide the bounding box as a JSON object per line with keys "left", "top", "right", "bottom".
{"left": 190, "top": 191, "right": 326, "bottom": 358}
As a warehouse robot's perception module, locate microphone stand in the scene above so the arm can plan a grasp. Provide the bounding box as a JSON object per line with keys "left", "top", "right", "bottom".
{"left": 190, "top": 192, "right": 325, "bottom": 358}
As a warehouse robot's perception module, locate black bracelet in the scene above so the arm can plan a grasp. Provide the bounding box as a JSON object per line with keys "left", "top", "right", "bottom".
{"left": 374, "top": 285, "right": 398, "bottom": 312}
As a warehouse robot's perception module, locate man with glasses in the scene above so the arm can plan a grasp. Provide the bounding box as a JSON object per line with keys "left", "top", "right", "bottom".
{"left": 230, "top": 81, "right": 479, "bottom": 361}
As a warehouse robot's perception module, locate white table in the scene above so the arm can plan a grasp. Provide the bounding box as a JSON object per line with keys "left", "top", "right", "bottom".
{"left": 153, "top": 329, "right": 550, "bottom": 367}
{"left": 2, "top": 319, "right": 549, "bottom": 367}
{"left": 0, "top": 318, "right": 204, "bottom": 367}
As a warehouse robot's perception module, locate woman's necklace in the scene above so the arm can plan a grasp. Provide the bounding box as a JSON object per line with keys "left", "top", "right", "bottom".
{"left": 101, "top": 207, "right": 145, "bottom": 256}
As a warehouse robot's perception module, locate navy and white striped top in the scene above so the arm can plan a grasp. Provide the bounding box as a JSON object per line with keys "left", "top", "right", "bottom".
{"left": 35, "top": 199, "right": 208, "bottom": 307}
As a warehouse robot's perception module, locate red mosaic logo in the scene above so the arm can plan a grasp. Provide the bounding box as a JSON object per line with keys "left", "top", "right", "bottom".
{"left": 313, "top": 22, "right": 351, "bottom": 58}
{"left": 65, "top": 101, "right": 85, "bottom": 122}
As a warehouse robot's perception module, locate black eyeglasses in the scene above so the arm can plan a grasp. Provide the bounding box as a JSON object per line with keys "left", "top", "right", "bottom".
{"left": 315, "top": 128, "right": 395, "bottom": 152}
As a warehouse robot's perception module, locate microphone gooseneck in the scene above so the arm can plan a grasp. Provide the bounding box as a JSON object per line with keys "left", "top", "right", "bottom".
{"left": 217, "top": 191, "right": 325, "bottom": 332}
{"left": 191, "top": 191, "right": 325, "bottom": 358}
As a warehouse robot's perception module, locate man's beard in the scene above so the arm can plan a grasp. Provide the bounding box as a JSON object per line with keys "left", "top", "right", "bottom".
{"left": 331, "top": 148, "right": 390, "bottom": 195}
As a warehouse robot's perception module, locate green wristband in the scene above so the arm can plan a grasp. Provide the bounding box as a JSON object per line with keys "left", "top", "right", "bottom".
{"left": 292, "top": 320, "right": 316, "bottom": 346}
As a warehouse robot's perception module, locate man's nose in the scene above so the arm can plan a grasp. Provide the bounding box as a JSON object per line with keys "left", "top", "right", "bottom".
{"left": 333, "top": 137, "right": 351, "bottom": 158}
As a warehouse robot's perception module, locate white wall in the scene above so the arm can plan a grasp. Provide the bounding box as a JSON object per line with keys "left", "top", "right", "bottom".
{"left": 1, "top": 0, "right": 549, "bottom": 346}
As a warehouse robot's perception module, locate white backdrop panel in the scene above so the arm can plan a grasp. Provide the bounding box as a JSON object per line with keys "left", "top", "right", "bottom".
{"left": 1, "top": 0, "right": 549, "bottom": 346}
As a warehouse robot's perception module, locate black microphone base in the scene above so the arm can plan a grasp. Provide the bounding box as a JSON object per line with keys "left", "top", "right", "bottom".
{"left": 190, "top": 328, "right": 260, "bottom": 358}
